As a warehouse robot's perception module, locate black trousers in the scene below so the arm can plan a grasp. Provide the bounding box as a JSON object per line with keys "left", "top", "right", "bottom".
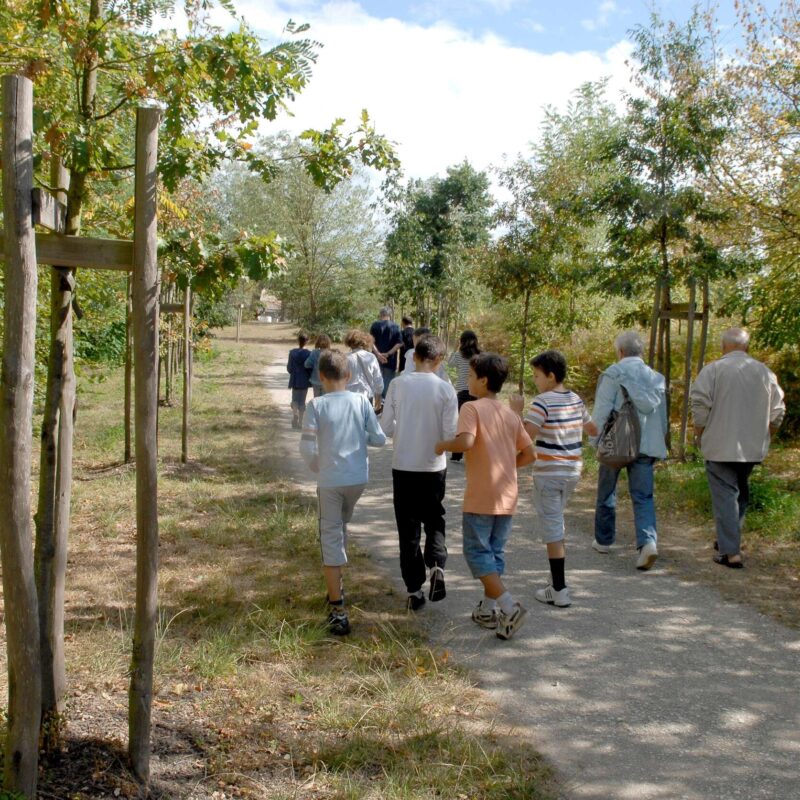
{"left": 392, "top": 469, "right": 448, "bottom": 593}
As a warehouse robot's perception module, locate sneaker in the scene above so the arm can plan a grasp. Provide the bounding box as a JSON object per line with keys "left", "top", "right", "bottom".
{"left": 407, "top": 593, "right": 426, "bottom": 611}
{"left": 326, "top": 607, "right": 350, "bottom": 636}
{"left": 429, "top": 566, "right": 446, "bottom": 601}
{"left": 592, "top": 540, "right": 611, "bottom": 554}
{"left": 496, "top": 603, "right": 527, "bottom": 640}
{"left": 636, "top": 541, "right": 658, "bottom": 571}
{"left": 534, "top": 584, "right": 572, "bottom": 607}
{"left": 471, "top": 601, "right": 498, "bottom": 629}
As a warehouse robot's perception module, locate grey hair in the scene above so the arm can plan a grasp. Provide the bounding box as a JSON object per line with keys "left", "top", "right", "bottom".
{"left": 379, "top": 306, "right": 392, "bottom": 317}
{"left": 721, "top": 327, "right": 750, "bottom": 349}
{"left": 614, "top": 330, "right": 644, "bottom": 358}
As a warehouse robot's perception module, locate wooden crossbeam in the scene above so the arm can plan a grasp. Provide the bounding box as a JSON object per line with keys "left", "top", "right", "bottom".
{"left": 0, "top": 232, "right": 133, "bottom": 270}
{"left": 160, "top": 303, "right": 186, "bottom": 314}
{"left": 659, "top": 311, "right": 705, "bottom": 321}
{"left": 32, "top": 188, "right": 66, "bottom": 233}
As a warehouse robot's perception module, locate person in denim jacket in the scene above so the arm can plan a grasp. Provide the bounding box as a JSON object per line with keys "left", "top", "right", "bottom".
{"left": 590, "top": 331, "right": 668, "bottom": 571}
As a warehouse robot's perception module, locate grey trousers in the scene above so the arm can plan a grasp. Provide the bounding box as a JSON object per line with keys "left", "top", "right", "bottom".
{"left": 705, "top": 461, "right": 757, "bottom": 556}
{"left": 318, "top": 484, "right": 366, "bottom": 566}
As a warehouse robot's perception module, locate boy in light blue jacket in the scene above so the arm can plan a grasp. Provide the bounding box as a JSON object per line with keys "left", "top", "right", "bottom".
{"left": 300, "top": 350, "right": 386, "bottom": 634}
{"left": 590, "top": 331, "right": 668, "bottom": 571}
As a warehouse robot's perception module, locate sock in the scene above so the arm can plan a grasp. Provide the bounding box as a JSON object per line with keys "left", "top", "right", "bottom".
{"left": 497, "top": 591, "right": 515, "bottom": 615}
{"left": 482, "top": 594, "right": 497, "bottom": 610}
{"left": 409, "top": 589, "right": 424, "bottom": 599}
{"left": 549, "top": 557, "right": 566, "bottom": 591}
{"left": 328, "top": 597, "right": 344, "bottom": 607}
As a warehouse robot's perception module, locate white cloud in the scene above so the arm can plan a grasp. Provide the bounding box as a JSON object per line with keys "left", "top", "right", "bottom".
{"left": 581, "top": 0, "right": 618, "bottom": 33}
{"left": 212, "top": 1, "right": 633, "bottom": 179}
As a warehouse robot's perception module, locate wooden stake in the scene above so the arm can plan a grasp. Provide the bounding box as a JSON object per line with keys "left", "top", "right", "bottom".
{"left": 181, "top": 288, "right": 191, "bottom": 464}
{"left": 128, "top": 105, "right": 161, "bottom": 787}
{"left": 678, "top": 278, "right": 697, "bottom": 459}
{"left": 0, "top": 73, "right": 42, "bottom": 799}
{"left": 125, "top": 275, "right": 133, "bottom": 463}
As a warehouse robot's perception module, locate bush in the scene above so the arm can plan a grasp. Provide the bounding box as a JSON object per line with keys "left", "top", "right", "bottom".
{"left": 765, "top": 346, "right": 800, "bottom": 440}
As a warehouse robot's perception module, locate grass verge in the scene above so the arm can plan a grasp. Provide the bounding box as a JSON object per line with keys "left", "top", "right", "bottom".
{"left": 11, "top": 327, "right": 559, "bottom": 800}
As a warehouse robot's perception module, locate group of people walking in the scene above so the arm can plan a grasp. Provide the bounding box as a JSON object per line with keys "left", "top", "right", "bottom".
{"left": 287, "top": 309, "right": 785, "bottom": 638}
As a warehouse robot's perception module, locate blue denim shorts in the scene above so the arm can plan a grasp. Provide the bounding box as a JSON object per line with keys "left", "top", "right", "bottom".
{"left": 462, "top": 513, "right": 513, "bottom": 578}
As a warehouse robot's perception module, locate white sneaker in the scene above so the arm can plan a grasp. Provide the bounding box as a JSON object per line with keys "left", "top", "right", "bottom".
{"left": 496, "top": 603, "right": 527, "bottom": 640}
{"left": 471, "top": 601, "right": 497, "bottom": 629}
{"left": 534, "top": 584, "right": 571, "bottom": 607}
{"left": 636, "top": 541, "right": 658, "bottom": 570}
{"left": 592, "top": 540, "right": 611, "bottom": 554}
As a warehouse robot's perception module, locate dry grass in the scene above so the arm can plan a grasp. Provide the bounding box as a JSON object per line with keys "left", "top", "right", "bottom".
{"left": 0, "top": 325, "right": 558, "bottom": 800}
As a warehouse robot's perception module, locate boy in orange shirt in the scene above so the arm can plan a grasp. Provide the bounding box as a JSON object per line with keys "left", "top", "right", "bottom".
{"left": 436, "top": 353, "right": 535, "bottom": 640}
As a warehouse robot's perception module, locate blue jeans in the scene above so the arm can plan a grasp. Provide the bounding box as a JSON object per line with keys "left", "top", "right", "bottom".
{"left": 462, "top": 513, "right": 513, "bottom": 578}
{"left": 380, "top": 365, "right": 396, "bottom": 399}
{"left": 595, "top": 455, "right": 657, "bottom": 549}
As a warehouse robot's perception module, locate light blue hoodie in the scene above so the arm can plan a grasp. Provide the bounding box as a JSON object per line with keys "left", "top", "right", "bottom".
{"left": 591, "top": 357, "right": 668, "bottom": 460}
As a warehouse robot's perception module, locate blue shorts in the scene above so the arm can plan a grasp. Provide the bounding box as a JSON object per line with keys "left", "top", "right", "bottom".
{"left": 462, "top": 513, "right": 513, "bottom": 578}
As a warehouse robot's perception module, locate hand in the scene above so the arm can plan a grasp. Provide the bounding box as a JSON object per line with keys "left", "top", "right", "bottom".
{"left": 377, "top": 353, "right": 388, "bottom": 364}
{"left": 509, "top": 392, "right": 525, "bottom": 416}
{"left": 309, "top": 456, "right": 319, "bottom": 474}
{"left": 435, "top": 442, "right": 446, "bottom": 456}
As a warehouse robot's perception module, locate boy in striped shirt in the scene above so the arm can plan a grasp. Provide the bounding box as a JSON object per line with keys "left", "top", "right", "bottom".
{"left": 519, "top": 350, "right": 597, "bottom": 608}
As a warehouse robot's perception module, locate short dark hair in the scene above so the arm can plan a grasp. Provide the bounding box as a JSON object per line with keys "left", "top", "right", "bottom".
{"left": 415, "top": 335, "right": 446, "bottom": 362}
{"left": 318, "top": 350, "right": 350, "bottom": 381}
{"left": 413, "top": 326, "right": 431, "bottom": 338}
{"left": 402, "top": 316, "right": 413, "bottom": 326}
{"left": 297, "top": 332, "right": 308, "bottom": 346}
{"left": 315, "top": 334, "right": 331, "bottom": 349}
{"left": 470, "top": 352, "right": 508, "bottom": 393}
{"left": 530, "top": 350, "right": 567, "bottom": 383}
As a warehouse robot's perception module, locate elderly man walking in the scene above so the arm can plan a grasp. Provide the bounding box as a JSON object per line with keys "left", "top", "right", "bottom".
{"left": 370, "top": 306, "right": 403, "bottom": 400}
{"left": 591, "top": 331, "right": 668, "bottom": 570}
{"left": 689, "top": 327, "right": 785, "bottom": 568}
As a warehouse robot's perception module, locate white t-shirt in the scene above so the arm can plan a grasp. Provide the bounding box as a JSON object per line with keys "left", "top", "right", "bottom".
{"left": 380, "top": 372, "right": 458, "bottom": 472}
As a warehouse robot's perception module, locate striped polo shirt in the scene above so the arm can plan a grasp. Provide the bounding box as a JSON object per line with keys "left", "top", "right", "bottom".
{"left": 525, "top": 390, "right": 590, "bottom": 477}
{"left": 448, "top": 351, "right": 473, "bottom": 391}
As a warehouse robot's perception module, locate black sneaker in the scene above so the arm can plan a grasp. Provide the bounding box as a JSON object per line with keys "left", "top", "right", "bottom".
{"left": 407, "top": 593, "right": 426, "bottom": 611}
{"left": 327, "top": 607, "right": 350, "bottom": 635}
{"left": 429, "top": 566, "right": 446, "bottom": 601}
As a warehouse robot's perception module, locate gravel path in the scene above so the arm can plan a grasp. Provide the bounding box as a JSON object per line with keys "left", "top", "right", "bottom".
{"left": 262, "top": 338, "right": 800, "bottom": 800}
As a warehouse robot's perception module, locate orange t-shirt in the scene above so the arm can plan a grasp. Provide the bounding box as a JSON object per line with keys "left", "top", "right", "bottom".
{"left": 457, "top": 397, "right": 532, "bottom": 515}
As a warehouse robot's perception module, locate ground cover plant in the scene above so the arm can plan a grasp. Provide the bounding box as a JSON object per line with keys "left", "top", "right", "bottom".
{"left": 0, "top": 327, "right": 558, "bottom": 800}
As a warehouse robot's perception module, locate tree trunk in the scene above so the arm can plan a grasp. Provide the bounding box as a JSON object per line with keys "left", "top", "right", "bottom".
{"left": 1, "top": 72, "right": 42, "bottom": 800}
{"left": 697, "top": 278, "right": 710, "bottom": 372}
{"left": 678, "top": 278, "right": 697, "bottom": 459}
{"left": 648, "top": 278, "right": 663, "bottom": 367}
{"left": 128, "top": 105, "right": 161, "bottom": 788}
{"left": 519, "top": 287, "right": 531, "bottom": 394}
{"left": 34, "top": 156, "right": 74, "bottom": 746}
{"left": 181, "top": 288, "right": 191, "bottom": 464}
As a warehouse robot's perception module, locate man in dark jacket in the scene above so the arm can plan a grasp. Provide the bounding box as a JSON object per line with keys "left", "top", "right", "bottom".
{"left": 287, "top": 333, "right": 312, "bottom": 429}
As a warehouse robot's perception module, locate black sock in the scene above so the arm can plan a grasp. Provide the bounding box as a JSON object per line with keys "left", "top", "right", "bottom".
{"left": 328, "top": 597, "right": 344, "bottom": 607}
{"left": 549, "top": 557, "right": 566, "bottom": 591}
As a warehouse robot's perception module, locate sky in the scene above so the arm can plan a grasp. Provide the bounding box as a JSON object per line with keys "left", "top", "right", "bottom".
{"left": 205, "top": 1, "right": 772, "bottom": 180}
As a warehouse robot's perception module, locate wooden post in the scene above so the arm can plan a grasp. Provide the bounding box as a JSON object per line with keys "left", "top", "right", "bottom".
{"left": 34, "top": 155, "right": 74, "bottom": 740}
{"left": 697, "top": 277, "right": 710, "bottom": 372}
{"left": 648, "top": 278, "right": 663, "bottom": 367}
{"left": 236, "top": 304, "right": 243, "bottom": 343}
{"left": 181, "top": 288, "right": 190, "bottom": 464}
{"left": 125, "top": 275, "right": 133, "bottom": 463}
{"left": 0, "top": 73, "right": 42, "bottom": 799}
{"left": 128, "top": 105, "right": 161, "bottom": 787}
{"left": 678, "top": 278, "right": 697, "bottom": 459}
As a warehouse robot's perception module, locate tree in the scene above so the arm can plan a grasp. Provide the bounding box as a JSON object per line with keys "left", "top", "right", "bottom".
{"left": 384, "top": 161, "right": 492, "bottom": 339}
{"left": 219, "top": 139, "right": 384, "bottom": 333}
{"left": 0, "top": 0, "right": 397, "bottom": 792}
{"left": 591, "top": 10, "right": 734, "bottom": 447}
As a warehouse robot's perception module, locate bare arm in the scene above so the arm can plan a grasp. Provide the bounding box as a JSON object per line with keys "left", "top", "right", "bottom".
{"left": 516, "top": 443, "right": 535, "bottom": 469}
{"left": 435, "top": 432, "right": 475, "bottom": 455}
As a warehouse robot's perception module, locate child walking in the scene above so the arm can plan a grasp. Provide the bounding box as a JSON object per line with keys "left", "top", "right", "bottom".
{"left": 344, "top": 329, "right": 384, "bottom": 411}
{"left": 300, "top": 350, "right": 386, "bottom": 635}
{"left": 436, "top": 353, "right": 535, "bottom": 640}
{"left": 447, "top": 330, "right": 481, "bottom": 461}
{"left": 512, "top": 350, "right": 598, "bottom": 608}
{"left": 304, "top": 334, "right": 331, "bottom": 397}
{"left": 402, "top": 327, "right": 451, "bottom": 383}
{"left": 380, "top": 336, "right": 458, "bottom": 610}
{"left": 287, "top": 333, "right": 312, "bottom": 429}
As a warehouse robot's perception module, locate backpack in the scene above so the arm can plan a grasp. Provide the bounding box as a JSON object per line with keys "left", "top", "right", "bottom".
{"left": 596, "top": 385, "right": 641, "bottom": 468}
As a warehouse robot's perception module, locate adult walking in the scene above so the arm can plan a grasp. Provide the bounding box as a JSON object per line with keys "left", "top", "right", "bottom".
{"left": 370, "top": 306, "right": 403, "bottom": 399}
{"left": 590, "top": 331, "right": 668, "bottom": 570}
{"left": 689, "top": 327, "right": 785, "bottom": 568}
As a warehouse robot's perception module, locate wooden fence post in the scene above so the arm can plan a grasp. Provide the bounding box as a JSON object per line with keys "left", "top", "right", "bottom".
{"left": 181, "top": 288, "right": 191, "bottom": 464}
{"left": 678, "top": 278, "right": 697, "bottom": 459}
{"left": 125, "top": 274, "right": 133, "bottom": 463}
{"left": 128, "top": 105, "right": 161, "bottom": 787}
{"left": 0, "top": 73, "right": 42, "bottom": 799}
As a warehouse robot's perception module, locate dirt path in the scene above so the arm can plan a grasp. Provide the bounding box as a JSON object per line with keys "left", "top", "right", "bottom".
{"left": 260, "top": 322, "right": 800, "bottom": 800}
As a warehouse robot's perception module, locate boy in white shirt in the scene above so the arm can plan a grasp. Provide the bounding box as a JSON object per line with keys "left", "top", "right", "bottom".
{"left": 381, "top": 336, "right": 458, "bottom": 610}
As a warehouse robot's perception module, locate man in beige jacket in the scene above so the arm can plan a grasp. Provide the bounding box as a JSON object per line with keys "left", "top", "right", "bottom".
{"left": 690, "top": 328, "right": 785, "bottom": 567}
